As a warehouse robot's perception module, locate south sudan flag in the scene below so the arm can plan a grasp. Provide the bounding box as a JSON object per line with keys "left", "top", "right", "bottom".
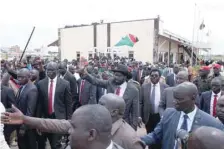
{"left": 115, "top": 34, "right": 139, "bottom": 47}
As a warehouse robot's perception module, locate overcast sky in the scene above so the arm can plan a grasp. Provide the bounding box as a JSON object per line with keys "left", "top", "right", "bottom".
{"left": 0, "top": 0, "right": 224, "bottom": 54}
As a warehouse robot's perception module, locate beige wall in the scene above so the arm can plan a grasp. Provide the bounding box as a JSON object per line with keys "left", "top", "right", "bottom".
{"left": 60, "top": 20, "right": 155, "bottom": 62}
{"left": 60, "top": 26, "right": 94, "bottom": 61}
{"left": 110, "top": 20, "right": 154, "bottom": 62}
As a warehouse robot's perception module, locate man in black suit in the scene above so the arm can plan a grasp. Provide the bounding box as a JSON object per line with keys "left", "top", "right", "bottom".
{"left": 36, "top": 62, "right": 72, "bottom": 149}
{"left": 140, "top": 68, "right": 169, "bottom": 149}
{"left": 0, "top": 84, "right": 16, "bottom": 145}
{"left": 165, "top": 64, "right": 179, "bottom": 87}
{"left": 81, "top": 64, "right": 139, "bottom": 130}
{"left": 200, "top": 77, "right": 224, "bottom": 117}
{"left": 58, "top": 62, "right": 78, "bottom": 110}
{"left": 16, "top": 68, "right": 38, "bottom": 149}
{"left": 78, "top": 66, "right": 97, "bottom": 107}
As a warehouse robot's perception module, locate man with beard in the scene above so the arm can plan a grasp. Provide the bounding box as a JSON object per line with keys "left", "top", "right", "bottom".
{"left": 80, "top": 64, "right": 139, "bottom": 130}
{"left": 1, "top": 105, "right": 124, "bottom": 149}
{"left": 140, "top": 82, "right": 223, "bottom": 149}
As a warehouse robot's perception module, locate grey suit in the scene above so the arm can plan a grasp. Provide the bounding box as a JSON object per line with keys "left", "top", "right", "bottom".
{"left": 140, "top": 82, "right": 169, "bottom": 124}
{"left": 159, "top": 87, "right": 175, "bottom": 117}
{"left": 84, "top": 74, "right": 139, "bottom": 130}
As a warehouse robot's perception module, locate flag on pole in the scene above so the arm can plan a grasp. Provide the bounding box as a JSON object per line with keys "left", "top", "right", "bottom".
{"left": 115, "top": 34, "right": 139, "bottom": 47}
{"left": 199, "top": 20, "right": 205, "bottom": 30}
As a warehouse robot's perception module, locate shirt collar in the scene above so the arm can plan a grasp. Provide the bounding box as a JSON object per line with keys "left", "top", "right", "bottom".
{"left": 106, "top": 141, "right": 113, "bottom": 149}
{"left": 49, "top": 76, "right": 57, "bottom": 82}
{"left": 180, "top": 106, "right": 197, "bottom": 121}
{"left": 212, "top": 91, "right": 221, "bottom": 96}
{"left": 120, "top": 81, "right": 127, "bottom": 88}
{"left": 152, "top": 82, "right": 160, "bottom": 87}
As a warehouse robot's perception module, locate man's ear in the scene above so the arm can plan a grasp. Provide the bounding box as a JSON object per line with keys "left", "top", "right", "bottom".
{"left": 88, "top": 129, "right": 97, "bottom": 141}
{"left": 111, "top": 109, "right": 119, "bottom": 117}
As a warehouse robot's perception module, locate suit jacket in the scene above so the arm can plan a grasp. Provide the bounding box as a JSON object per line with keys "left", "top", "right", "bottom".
{"left": 111, "top": 119, "right": 145, "bottom": 149}
{"left": 1, "top": 85, "right": 16, "bottom": 109}
{"left": 84, "top": 74, "right": 139, "bottom": 130}
{"left": 16, "top": 82, "right": 38, "bottom": 117}
{"left": 141, "top": 108, "right": 224, "bottom": 149}
{"left": 63, "top": 71, "right": 78, "bottom": 102}
{"left": 140, "top": 82, "right": 169, "bottom": 124}
{"left": 200, "top": 91, "right": 224, "bottom": 114}
{"left": 37, "top": 77, "right": 73, "bottom": 119}
{"left": 77, "top": 79, "right": 97, "bottom": 106}
{"left": 166, "top": 73, "right": 176, "bottom": 87}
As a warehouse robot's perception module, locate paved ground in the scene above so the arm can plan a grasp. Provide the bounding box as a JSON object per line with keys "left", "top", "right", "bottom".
{"left": 10, "top": 126, "right": 147, "bottom": 149}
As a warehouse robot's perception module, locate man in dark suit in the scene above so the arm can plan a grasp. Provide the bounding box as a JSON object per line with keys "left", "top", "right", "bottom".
{"left": 200, "top": 77, "right": 224, "bottom": 116}
{"left": 159, "top": 71, "right": 188, "bottom": 116}
{"left": 16, "top": 68, "right": 38, "bottom": 149}
{"left": 36, "top": 62, "right": 72, "bottom": 149}
{"left": 165, "top": 64, "right": 179, "bottom": 87}
{"left": 58, "top": 62, "right": 78, "bottom": 110}
{"left": 77, "top": 65, "right": 97, "bottom": 107}
{"left": 81, "top": 64, "right": 139, "bottom": 130}
{"left": 0, "top": 84, "right": 16, "bottom": 145}
{"left": 141, "top": 82, "right": 224, "bottom": 149}
{"left": 140, "top": 68, "right": 168, "bottom": 149}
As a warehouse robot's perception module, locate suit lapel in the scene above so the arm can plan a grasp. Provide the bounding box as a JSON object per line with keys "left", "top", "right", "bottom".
{"left": 55, "top": 77, "right": 61, "bottom": 97}
{"left": 159, "top": 83, "right": 164, "bottom": 97}
{"left": 191, "top": 109, "right": 201, "bottom": 131}
{"left": 43, "top": 78, "right": 49, "bottom": 97}
{"left": 144, "top": 83, "right": 151, "bottom": 106}
{"left": 207, "top": 91, "right": 212, "bottom": 113}
{"left": 123, "top": 83, "right": 130, "bottom": 101}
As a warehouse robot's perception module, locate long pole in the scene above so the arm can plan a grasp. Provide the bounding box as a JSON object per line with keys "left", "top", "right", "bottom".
{"left": 19, "top": 27, "right": 35, "bottom": 62}
{"left": 191, "top": 3, "right": 197, "bottom": 66}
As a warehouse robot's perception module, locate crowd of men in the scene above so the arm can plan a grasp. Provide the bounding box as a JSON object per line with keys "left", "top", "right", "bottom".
{"left": 0, "top": 56, "right": 224, "bottom": 149}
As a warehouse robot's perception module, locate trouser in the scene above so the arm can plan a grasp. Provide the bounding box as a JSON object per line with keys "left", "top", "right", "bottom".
{"left": 17, "top": 129, "right": 37, "bottom": 149}
{"left": 145, "top": 113, "right": 162, "bottom": 149}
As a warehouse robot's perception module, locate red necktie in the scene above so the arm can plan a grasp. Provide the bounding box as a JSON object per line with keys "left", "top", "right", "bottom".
{"left": 213, "top": 94, "right": 218, "bottom": 117}
{"left": 116, "top": 87, "right": 121, "bottom": 96}
{"left": 48, "top": 79, "right": 53, "bottom": 115}
{"left": 79, "top": 80, "right": 85, "bottom": 103}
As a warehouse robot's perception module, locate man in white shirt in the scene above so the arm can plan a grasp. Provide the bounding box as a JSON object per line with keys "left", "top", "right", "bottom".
{"left": 141, "top": 82, "right": 224, "bottom": 149}
{"left": 200, "top": 77, "right": 224, "bottom": 116}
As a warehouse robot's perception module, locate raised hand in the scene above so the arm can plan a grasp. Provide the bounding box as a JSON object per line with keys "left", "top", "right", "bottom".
{"left": 1, "top": 105, "right": 24, "bottom": 125}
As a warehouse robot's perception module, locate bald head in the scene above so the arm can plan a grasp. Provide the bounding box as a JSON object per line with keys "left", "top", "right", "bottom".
{"left": 47, "top": 61, "right": 58, "bottom": 70}
{"left": 188, "top": 126, "right": 224, "bottom": 149}
{"left": 46, "top": 61, "right": 58, "bottom": 79}
{"left": 176, "top": 71, "right": 189, "bottom": 84}
{"left": 174, "top": 82, "right": 198, "bottom": 97}
{"left": 99, "top": 93, "right": 126, "bottom": 122}
{"left": 72, "top": 104, "right": 112, "bottom": 133}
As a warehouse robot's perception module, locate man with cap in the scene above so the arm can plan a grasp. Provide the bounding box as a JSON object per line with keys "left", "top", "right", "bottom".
{"left": 193, "top": 66, "right": 212, "bottom": 96}
{"left": 80, "top": 64, "right": 139, "bottom": 130}
{"left": 140, "top": 82, "right": 224, "bottom": 149}
{"left": 212, "top": 64, "right": 222, "bottom": 78}
{"left": 187, "top": 126, "right": 224, "bottom": 149}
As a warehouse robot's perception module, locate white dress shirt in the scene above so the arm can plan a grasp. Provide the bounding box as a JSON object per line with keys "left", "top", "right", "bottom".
{"left": 151, "top": 82, "right": 161, "bottom": 113}
{"left": 115, "top": 82, "right": 127, "bottom": 97}
{"left": 0, "top": 103, "right": 10, "bottom": 149}
{"left": 210, "top": 91, "right": 222, "bottom": 115}
{"left": 174, "top": 106, "right": 197, "bottom": 149}
{"left": 106, "top": 141, "right": 113, "bottom": 149}
{"left": 74, "top": 73, "right": 80, "bottom": 80}
{"left": 48, "top": 77, "right": 57, "bottom": 112}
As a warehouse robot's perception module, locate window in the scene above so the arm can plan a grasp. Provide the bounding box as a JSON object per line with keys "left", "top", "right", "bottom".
{"left": 128, "top": 51, "right": 134, "bottom": 59}
{"left": 76, "top": 51, "right": 80, "bottom": 61}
